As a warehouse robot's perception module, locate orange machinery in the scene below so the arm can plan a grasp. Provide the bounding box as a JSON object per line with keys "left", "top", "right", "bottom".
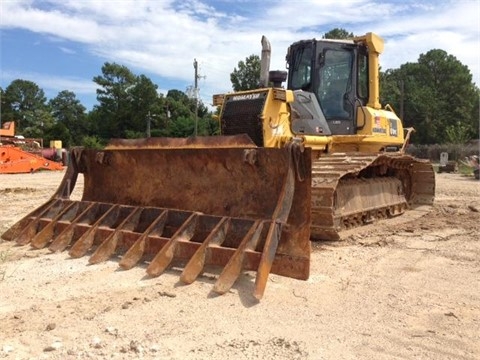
{"left": 1, "top": 121, "right": 64, "bottom": 174}
{"left": 0, "top": 121, "right": 16, "bottom": 138}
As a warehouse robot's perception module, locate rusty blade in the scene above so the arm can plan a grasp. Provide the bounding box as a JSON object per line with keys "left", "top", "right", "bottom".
{"left": 79, "top": 147, "right": 302, "bottom": 221}
{"left": 180, "top": 217, "right": 230, "bottom": 284}
{"left": 213, "top": 221, "right": 263, "bottom": 294}
{"left": 118, "top": 209, "right": 168, "bottom": 270}
{"left": 146, "top": 213, "right": 198, "bottom": 277}
{"left": 1, "top": 142, "right": 312, "bottom": 299}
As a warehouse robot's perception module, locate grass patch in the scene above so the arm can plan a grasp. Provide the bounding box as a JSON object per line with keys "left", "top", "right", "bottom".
{"left": 458, "top": 163, "right": 475, "bottom": 176}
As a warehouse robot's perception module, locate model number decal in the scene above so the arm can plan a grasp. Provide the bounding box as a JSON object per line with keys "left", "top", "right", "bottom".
{"left": 230, "top": 93, "right": 261, "bottom": 101}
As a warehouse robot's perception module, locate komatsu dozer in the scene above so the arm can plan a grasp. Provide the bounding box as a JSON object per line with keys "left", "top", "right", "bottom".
{"left": 1, "top": 32, "right": 435, "bottom": 299}
{"left": 213, "top": 32, "right": 435, "bottom": 240}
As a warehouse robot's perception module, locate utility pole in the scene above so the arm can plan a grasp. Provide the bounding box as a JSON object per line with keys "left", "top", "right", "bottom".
{"left": 193, "top": 59, "right": 205, "bottom": 136}
{"left": 146, "top": 111, "right": 151, "bottom": 138}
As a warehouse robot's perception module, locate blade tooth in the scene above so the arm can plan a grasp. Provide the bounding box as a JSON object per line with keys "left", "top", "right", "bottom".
{"left": 29, "top": 222, "right": 57, "bottom": 249}
{"left": 180, "top": 217, "right": 230, "bottom": 284}
{"left": 119, "top": 210, "right": 168, "bottom": 270}
{"left": 88, "top": 231, "right": 122, "bottom": 264}
{"left": 118, "top": 235, "right": 145, "bottom": 270}
{"left": 213, "top": 221, "right": 263, "bottom": 295}
{"left": 87, "top": 207, "right": 142, "bottom": 263}
{"left": 3, "top": 199, "right": 58, "bottom": 241}
{"left": 253, "top": 222, "right": 281, "bottom": 300}
{"left": 146, "top": 213, "right": 198, "bottom": 278}
{"left": 48, "top": 227, "right": 76, "bottom": 252}
{"left": 68, "top": 225, "right": 99, "bottom": 258}
{"left": 23, "top": 202, "right": 78, "bottom": 249}
{"left": 15, "top": 220, "right": 41, "bottom": 246}
{"left": 53, "top": 203, "right": 100, "bottom": 257}
{"left": 12, "top": 199, "right": 61, "bottom": 244}
{"left": 29, "top": 202, "right": 79, "bottom": 249}
{"left": 59, "top": 205, "right": 119, "bottom": 255}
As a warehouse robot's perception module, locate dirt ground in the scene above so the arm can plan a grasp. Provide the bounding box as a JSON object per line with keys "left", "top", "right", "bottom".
{"left": 0, "top": 170, "right": 479, "bottom": 360}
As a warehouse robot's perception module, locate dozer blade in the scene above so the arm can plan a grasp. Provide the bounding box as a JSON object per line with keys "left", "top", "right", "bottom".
{"left": 2, "top": 136, "right": 311, "bottom": 300}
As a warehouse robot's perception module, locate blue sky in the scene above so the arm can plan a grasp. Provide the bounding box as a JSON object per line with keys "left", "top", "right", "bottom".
{"left": 1, "top": 0, "right": 479, "bottom": 111}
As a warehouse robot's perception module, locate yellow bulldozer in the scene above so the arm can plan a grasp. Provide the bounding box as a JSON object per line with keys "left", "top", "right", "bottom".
{"left": 1, "top": 33, "right": 435, "bottom": 299}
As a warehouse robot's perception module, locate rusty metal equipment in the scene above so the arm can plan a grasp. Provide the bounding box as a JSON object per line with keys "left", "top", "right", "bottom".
{"left": 0, "top": 145, "right": 64, "bottom": 174}
{"left": 2, "top": 136, "right": 311, "bottom": 299}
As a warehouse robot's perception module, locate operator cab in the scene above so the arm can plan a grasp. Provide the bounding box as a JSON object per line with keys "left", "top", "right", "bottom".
{"left": 286, "top": 39, "right": 369, "bottom": 135}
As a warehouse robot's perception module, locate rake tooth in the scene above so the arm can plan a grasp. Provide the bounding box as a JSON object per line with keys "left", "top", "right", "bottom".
{"left": 21, "top": 201, "right": 74, "bottom": 247}
{"left": 119, "top": 209, "right": 168, "bottom": 270}
{"left": 118, "top": 235, "right": 145, "bottom": 269}
{"left": 88, "top": 207, "right": 142, "bottom": 264}
{"left": 68, "top": 225, "right": 98, "bottom": 258}
{"left": 213, "top": 221, "right": 263, "bottom": 294}
{"left": 253, "top": 222, "right": 282, "bottom": 300}
{"left": 30, "top": 221, "right": 57, "bottom": 249}
{"left": 181, "top": 217, "right": 230, "bottom": 284}
{"left": 88, "top": 231, "right": 123, "bottom": 264}
{"left": 3, "top": 199, "right": 59, "bottom": 241}
{"left": 14, "top": 220, "right": 42, "bottom": 246}
{"left": 12, "top": 200, "right": 61, "bottom": 245}
{"left": 30, "top": 202, "right": 80, "bottom": 249}
{"left": 48, "top": 226, "right": 76, "bottom": 252}
{"left": 63, "top": 205, "right": 119, "bottom": 257}
{"left": 146, "top": 213, "right": 198, "bottom": 278}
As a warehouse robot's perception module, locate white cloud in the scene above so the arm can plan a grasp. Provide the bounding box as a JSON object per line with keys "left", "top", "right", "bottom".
{"left": 59, "top": 46, "right": 76, "bottom": 55}
{"left": 1, "top": 0, "right": 479, "bottom": 106}
{"left": 1, "top": 70, "right": 97, "bottom": 96}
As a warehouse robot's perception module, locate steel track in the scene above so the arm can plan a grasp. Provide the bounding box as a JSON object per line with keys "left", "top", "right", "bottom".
{"left": 310, "top": 153, "right": 435, "bottom": 240}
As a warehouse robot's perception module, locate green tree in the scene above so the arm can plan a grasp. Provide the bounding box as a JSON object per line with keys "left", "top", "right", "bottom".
{"left": 48, "top": 90, "right": 87, "bottom": 146}
{"left": 93, "top": 62, "right": 137, "bottom": 139}
{"left": 2, "top": 79, "right": 52, "bottom": 137}
{"left": 44, "top": 121, "right": 72, "bottom": 148}
{"left": 230, "top": 54, "right": 261, "bottom": 91}
{"left": 381, "top": 50, "right": 479, "bottom": 144}
{"left": 126, "top": 74, "right": 160, "bottom": 137}
{"left": 151, "top": 89, "right": 215, "bottom": 137}
{"left": 92, "top": 63, "right": 166, "bottom": 140}
{"left": 323, "top": 28, "right": 354, "bottom": 39}
{"left": 162, "top": 90, "right": 196, "bottom": 137}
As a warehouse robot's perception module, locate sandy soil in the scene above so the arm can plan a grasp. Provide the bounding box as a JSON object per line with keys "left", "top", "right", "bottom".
{"left": 0, "top": 170, "right": 479, "bottom": 360}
